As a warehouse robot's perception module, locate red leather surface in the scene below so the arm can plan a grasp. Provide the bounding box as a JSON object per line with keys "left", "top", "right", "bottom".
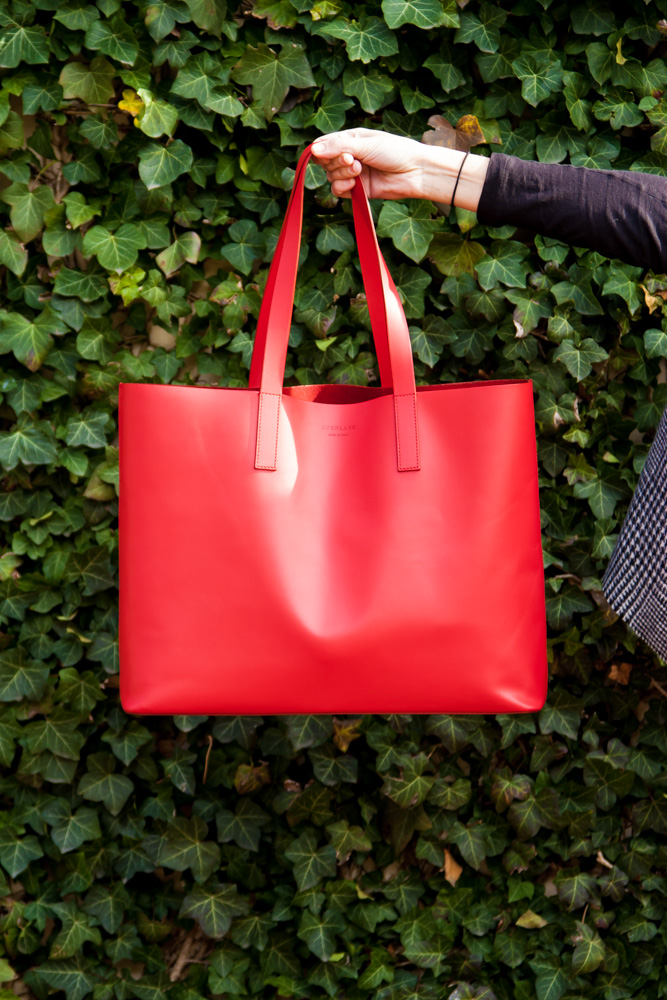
{"left": 118, "top": 144, "right": 548, "bottom": 716}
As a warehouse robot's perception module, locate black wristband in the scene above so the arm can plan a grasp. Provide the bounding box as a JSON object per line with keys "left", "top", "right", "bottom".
{"left": 450, "top": 150, "right": 470, "bottom": 209}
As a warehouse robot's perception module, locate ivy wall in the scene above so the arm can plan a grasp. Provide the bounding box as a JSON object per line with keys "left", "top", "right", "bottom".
{"left": 1, "top": 1, "right": 667, "bottom": 999}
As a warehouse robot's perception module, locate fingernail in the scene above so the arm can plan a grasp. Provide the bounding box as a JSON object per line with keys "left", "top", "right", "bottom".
{"left": 312, "top": 142, "right": 326, "bottom": 154}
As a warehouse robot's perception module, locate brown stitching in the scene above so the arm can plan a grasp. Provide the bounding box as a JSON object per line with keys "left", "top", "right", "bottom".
{"left": 394, "top": 392, "right": 419, "bottom": 471}
{"left": 256, "top": 392, "right": 282, "bottom": 469}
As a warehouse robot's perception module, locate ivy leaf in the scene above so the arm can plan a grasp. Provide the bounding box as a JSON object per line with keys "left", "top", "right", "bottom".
{"left": 82, "top": 224, "right": 146, "bottom": 273}
{"left": 313, "top": 17, "right": 399, "bottom": 64}
{"left": 475, "top": 240, "right": 530, "bottom": 289}
{"left": 220, "top": 219, "right": 264, "bottom": 275}
{"left": 85, "top": 14, "right": 139, "bottom": 65}
{"left": 0, "top": 229, "right": 28, "bottom": 276}
{"left": 157, "top": 817, "right": 220, "bottom": 882}
{"left": 552, "top": 338, "right": 608, "bottom": 380}
{"left": 307, "top": 85, "right": 354, "bottom": 133}
{"left": 179, "top": 882, "right": 249, "bottom": 937}
{"left": 342, "top": 65, "right": 395, "bottom": 114}
{"left": 377, "top": 200, "right": 438, "bottom": 262}
{"left": 297, "top": 907, "right": 345, "bottom": 961}
{"left": 231, "top": 43, "right": 315, "bottom": 121}
{"left": 0, "top": 418, "right": 58, "bottom": 469}
{"left": 512, "top": 54, "right": 564, "bottom": 106}
{"left": 428, "top": 233, "right": 486, "bottom": 276}
{"left": 0, "top": 22, "right": 49, "bottom": 67}
{"left": 1, "top": 183, "right": 55, "bottom": 242}
{"left": 535, "top": 967, "right": 568, "bottom": 1000}
{"left": 138, "top": 140, "right": 194, "bottom": 190}
{"left": 77, "top": 753, "right": 134, "bottom": 815}
{"left": 135, "top": 89, "right": 179, "bottom": 137}
{"left": 0, "top": 826, "right": 44, "bottom": 877}
{"left": 49, "top": 902, "right": 102, "bottom": 959}
{"left": 381, "top": 0, "right": 458, "bottom": 30}
{"left": 0, "top": 310, "right": 60, "bottom": 370}
{"left": 59, "top": 56, "right": 117, "bottom": 105}
{"left": 156, "top": 232, "right": 201, "bottom": 276}
{"left": 454, "top": 3, "right": 507, "bottom": 53}
{"left": 28, "top": 958, "right": 96, "bottom": 1000}
{"left": 284, "top": 830, "right": 337, "bottom": 891}
{"left": 185, "top": 0, "right": 227, "bottom": 36}
{"left": 0, "top": 646, "right": 50, "bottom": 702}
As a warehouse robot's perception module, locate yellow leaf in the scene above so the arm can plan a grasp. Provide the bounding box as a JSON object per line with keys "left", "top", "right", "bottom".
{"left": 444, "top": 849, "right": 462, "bottom": 886}
{"left": 333, "top": 717, "right": 363, "bottom": 752}
{"left": 615, "top": 38, "right": 627, "bottom": 65}
{"left": 118, "top": 88, "right": 144, "bottom": 117}
{"left": 516, "top": 909, "right": 548, "bottom": 929}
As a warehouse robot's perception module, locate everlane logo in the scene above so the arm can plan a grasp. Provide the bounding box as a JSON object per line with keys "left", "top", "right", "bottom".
{"left": 322, "top": 424, "right": 356, "bottom": 436}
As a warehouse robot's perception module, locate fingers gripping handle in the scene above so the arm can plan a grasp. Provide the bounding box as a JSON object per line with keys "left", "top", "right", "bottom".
{"left": 252, "top": 143, "right": 420, "bottom": 472}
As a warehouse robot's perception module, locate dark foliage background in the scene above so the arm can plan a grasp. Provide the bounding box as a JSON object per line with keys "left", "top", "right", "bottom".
{"left": 1, "top": 0, "right": 667, "bottom": 998}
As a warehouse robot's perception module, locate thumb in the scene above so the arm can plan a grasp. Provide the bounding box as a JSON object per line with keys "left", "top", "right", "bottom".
{"left": 311, "top": 130, "right": 368, "bottom": 160}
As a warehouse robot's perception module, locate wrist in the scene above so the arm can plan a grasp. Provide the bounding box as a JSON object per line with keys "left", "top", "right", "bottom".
{"left": 419, "top": 145, "right": 491, "bottom": 211}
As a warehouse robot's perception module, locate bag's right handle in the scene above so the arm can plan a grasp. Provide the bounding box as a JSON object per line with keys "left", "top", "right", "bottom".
{"left": 251, "top": 143, "right": 420, "bottom": 473}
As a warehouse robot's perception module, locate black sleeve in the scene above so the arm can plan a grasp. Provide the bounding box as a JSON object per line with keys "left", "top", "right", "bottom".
{"left": 476, "top": 152, "right": 667, "bottom": 273}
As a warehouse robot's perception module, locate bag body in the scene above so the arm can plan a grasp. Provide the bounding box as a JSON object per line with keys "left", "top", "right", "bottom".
{"left": 119, "top": 144, "right": 548, "bottom": 716}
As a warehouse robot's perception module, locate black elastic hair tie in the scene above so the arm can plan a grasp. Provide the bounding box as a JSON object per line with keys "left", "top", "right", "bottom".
{"left": 450, "top": 150, "right": 470, "bottom": 209}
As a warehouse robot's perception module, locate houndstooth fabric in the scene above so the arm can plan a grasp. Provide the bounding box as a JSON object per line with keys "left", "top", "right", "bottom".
{"left": 602, "top": 403, "right": 667, "bottom": 662}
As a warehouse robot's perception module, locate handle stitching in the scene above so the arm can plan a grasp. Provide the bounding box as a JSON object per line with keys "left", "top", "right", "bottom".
{"left": 256, "top": 392, "right": 282, "bottom": 470}
{"left": 394, "top": 392, "right": 420, "bottom": 471}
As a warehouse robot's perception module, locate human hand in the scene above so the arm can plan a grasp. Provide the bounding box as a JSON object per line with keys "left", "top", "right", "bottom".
{"left": 310, "top": 127, "right": 490, "bottom": 211}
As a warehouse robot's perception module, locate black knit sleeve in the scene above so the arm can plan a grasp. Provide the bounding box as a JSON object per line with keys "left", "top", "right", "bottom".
{"left": 476, "top": 152, "right": 667, "bottom": 273}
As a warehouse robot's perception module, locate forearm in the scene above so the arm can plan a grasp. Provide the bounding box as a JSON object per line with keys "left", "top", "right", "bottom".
{"left": 476, "top": 153, "right": 667, "bottom": 273}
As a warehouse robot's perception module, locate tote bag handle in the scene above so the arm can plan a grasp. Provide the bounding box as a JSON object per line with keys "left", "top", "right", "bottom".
{"left": 250, "top": 142, "right": 420, "bottom": 473}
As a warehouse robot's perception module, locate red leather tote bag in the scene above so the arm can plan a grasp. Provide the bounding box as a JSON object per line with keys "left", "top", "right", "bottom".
{"left": 119, "top": 142, "right": 548, "bottom": 716}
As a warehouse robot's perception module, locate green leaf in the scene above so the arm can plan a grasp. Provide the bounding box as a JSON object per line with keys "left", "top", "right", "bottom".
{"left": 0, "top": 229, "right": 27, "bottom": 276}
{"left": 158, "top": 816, "right": 220, "bottom": 882}
{"left": 342, "top": 65, "right": 395, "bottom": 113}
{"left": 135, "top": 89, "right": 179, "bottom": 137}
{"left": 535, "top": 967, "right": 568, "bottom": 1000}
{"left": 156, "top": 232, "right": 201, "bottom": 276}
{"left": 0, "top": 22, "right": 49, "bottom": 68}
{"left": 284, "top": 830, "right": 337, "bottom": 891}
{"left": 381, "top": 0, "right": 457, "bottom": 30}
{"left": 512, "top": 54, "right": 563, "bottom": 106}
{"left": 382, "top": 754, "right": 434, "bottom": 807}
{"left": 49, "top": 902, "right": 102, "bottom": 959}
{"left": 1, "top": 183, "right": 55, "bottom": 242}
{"left": 220, "top": 219, "right": 264, "bottom": 275}
{"left": 454, "top": 2, "right": 507, "bottom": 53}
{"left": 0, "top": 645, "right": 50, "bottom": 702}
{"left": 313, "top": 16, "right": 399, "bottom": 64}
{"left": 59, "top": 56, "right": 117, "bottom": 105}
{"left": 85, "top": 14, "right": 139, "bottom": 65}
{"left": 0, "top": 826, "right": 44, "bottom": 877}
{"left": 428, "top": 233, "right": 486, "bottom": 276}
{"left": 231, "top": 43, "right": 315, "bottom": 121}
{"left": 297, "top": 907, "right": 344, "bottom": 961}
{"left": 307, "top": 85, "right": 354, "bottom": 132}
{"left": 77, "top": 753, "right": 134, "bottom": 815}
{"left": 0, "top": 419, "right": 58, "bottom": 469}
{"left": 138, "top": 140, "right": 194, "bottom": 190}
{"left": 184, "top": 0, "right": 227, "bottom": 36}
{"left": 377, "top": 200, "right": 438, "bottom": 263}
{"left": 552, "top": 337, "right": 608, "bottom": 379}
{"left": 475, "top": 240, "right": 530, "bottom": 289}
{"left": 82, "top": 224, "right": 146, "bottom": 273}
{"left": 179, "top": 882, "right": 249, "bottom": 937}
{"left": 29, "top": 958, "right": 96, "bottom": 1000}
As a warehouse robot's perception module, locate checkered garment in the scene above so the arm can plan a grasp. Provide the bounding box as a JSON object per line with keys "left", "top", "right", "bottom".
{"left": 602, "top": 403, "right": 667, "bottom": 662}
{"left": 476, "top": 153, "right": 667, "bottom": 662}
